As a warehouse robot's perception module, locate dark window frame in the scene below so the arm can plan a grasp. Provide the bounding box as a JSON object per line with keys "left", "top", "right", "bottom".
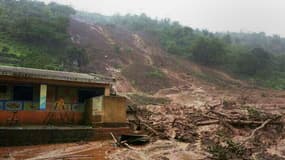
{"left": 78, "top": 88, "right": 105, "bottom": 103}
{"left": 0, "top": 85, "right": 8, "bottom": 94}
{"left": 13, "top": 85, "right": 34, "bottom": 101}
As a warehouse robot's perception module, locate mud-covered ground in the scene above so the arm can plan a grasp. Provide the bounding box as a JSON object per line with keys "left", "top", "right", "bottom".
{"left": 0, "top": 141, "right": 116, "bottom": 160}
{"left": 1, "top": 92, "right": 285, "bottom": 160}
{"left": 120, "top": 86, "right": 285, "bottom": 160}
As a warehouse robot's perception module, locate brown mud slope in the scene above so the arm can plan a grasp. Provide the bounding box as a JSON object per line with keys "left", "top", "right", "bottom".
{"left": 68, "top": 18, "right": 285, "bottom": 159}
{"left": 68, "top": 18, "right": 178, "bottom": 94}
{"left": 68, "top": 18, "right": 250, "bottom": 95}
{"left": 69, "top": 17, "right": 285, "bottom": 107}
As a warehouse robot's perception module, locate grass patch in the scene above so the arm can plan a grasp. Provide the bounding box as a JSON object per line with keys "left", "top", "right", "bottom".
{"left": 192, "top": 71, "right": 228, "bottom": 87}
{"left": 125, "top": 47, "right": 133, "bottom": 53}
{"left": 207, "top": 140, "right": 248, "bottom": 160}
{"left": 146, "top": 68, "right": 165, "bottom": 78}
{"left": 113, "top": 44, "right": 121, "bottom": 54}
{"left": 255, "top": 75, "right": 285, "bottom": 90}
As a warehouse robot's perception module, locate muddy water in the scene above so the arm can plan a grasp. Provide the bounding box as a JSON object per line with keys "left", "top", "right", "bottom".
{"left": 0, "top": 141, "right": 116, "bottom": 160}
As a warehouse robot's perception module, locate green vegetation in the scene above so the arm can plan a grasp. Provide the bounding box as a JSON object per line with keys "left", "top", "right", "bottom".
{"left": 76, "top": 12, "right": 285, "bottom": 89}
{"left": 0, "top": 0, "right": 85, "bottom": 70}
{"left": 208, "top": 140, "right": 248, "bottom": 160}
{"left": 146, "top": 68, "right": 165, "bottom": 78}
{"left": 247, "top": 107, "right": 264, "bottom": 120}
{"left": 1, "top": 1, "right": 285, "bottom": 89}
{"left": 191, "top": 37, "right": 226, "bottom": 65}
{"left": 113, "top": 44, "right": 121, "bottom": 54}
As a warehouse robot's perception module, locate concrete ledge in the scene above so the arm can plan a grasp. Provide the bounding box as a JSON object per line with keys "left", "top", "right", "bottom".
{"left": 93, "top": 122, "right": 129, "bottom": 128}
{"left": 0, "top": 127, "right": 132, "bottom": 146}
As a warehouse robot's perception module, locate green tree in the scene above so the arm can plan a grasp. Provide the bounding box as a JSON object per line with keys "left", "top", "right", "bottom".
{"left": 191, "top": 37, "right": 226, "bottom": 65}
{"left": 237, "top": 48, "right": 271, "bottom": 75}
{"left": 1, "top": 46, "right": 9, "bottom": 53}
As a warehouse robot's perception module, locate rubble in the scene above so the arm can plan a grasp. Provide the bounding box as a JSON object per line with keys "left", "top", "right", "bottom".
{"left": 108, "top": 140, "right": 207, "bottom": 160}
{"left": 119, "top": 134, "right": 150, "bottom": 145}
{"left": 116, "top": 99, "right": 285, "bottom": 160}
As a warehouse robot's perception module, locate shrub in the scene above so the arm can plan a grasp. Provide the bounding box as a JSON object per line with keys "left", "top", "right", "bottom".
{"left": 208, "top": 140, "right": 248, "bottom": 160}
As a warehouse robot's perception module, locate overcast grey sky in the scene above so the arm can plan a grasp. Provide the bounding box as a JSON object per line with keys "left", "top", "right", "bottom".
{"left": 41, "top": 0, "right": 285, "bottom": 37}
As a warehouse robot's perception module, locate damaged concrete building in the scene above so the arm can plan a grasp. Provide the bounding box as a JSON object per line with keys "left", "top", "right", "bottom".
{"left": 0, "top": 66, "right": 129, "bottom": 146}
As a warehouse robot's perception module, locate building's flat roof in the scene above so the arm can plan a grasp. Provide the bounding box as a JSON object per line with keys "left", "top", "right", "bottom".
{"left": 0, "top": 66, "right": 113, "bottom": 85}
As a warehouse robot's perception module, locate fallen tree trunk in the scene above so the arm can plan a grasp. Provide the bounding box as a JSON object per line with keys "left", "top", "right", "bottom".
{"left": 136, "top": 115, "right": 165, "bottom": 137}
{"left": 197, "top": 119, "right": 282, "bottom": 126}
{"left": 209, "top": 110, "right": 232, "bottom": 119}
{"left": 122, "top": 142, "right": 136, "bottom": 150}
{"left": 141, "top": 122, "right": 160, "bottom": 136}
{"left": 242, "top": 119, "right": 272, "bottom": 144}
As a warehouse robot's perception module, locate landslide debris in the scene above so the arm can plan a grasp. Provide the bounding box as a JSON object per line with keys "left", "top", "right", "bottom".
{"left": 114, "top": 97, "right": 285, "bottom": 160}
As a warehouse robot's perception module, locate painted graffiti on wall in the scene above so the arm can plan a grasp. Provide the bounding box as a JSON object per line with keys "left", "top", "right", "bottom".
{"left": 72, "top": 104, "right": 84, "bottom": 112}
{"left": 5, "top": 101, "right": 22, "bottom": 111}
{"left": 0, "top": 101, "right": 3, "bottom": 110}
{"left": 0, "top": 101, "right": 39, "bottom": 111}
{"left": 40, "top": 84, "right": 47, "bottom": 110}
{"left": 58, "top": 87, "right": 78, "bottom": 104}
{"left": 47, "top": 86, "right": 80, "bottom": 111}
{"left": 24, "top": 102, "right": 39, "bottom": 110}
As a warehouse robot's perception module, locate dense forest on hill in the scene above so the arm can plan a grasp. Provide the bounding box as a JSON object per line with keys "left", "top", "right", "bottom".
{"left": 0, "top": 0, "right": 85, "bottom": 70}
{"left": 0, "top": 0, "right": 285, "bottom": 89}
{"left": 76, "top": 12, "right": 285, "bottom": 89}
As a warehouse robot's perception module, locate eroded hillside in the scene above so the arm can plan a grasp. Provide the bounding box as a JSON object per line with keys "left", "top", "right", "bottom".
{"left": 68, "top": 17, "right": 285, "bottom": 159}
{"left": 68, "top": 17, "right": 285, "bottom": 107}
{"left": 70, "top": 18, "right": 241, "bottom": 94}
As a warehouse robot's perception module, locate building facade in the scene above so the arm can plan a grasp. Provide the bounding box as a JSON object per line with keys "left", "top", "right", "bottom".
{"left": 0, "top": 66, "right": 126, "bottom": 126}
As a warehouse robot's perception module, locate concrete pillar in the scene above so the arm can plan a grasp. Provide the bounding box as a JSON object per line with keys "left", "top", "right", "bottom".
{"left": 104, "top": 86, "right": 110, "bottom": 96}
{"left": 39, "top": 84, "right": 47, "bottom": 110}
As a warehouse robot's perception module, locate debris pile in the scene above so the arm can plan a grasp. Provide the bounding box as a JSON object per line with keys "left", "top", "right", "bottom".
{"left": 118, "top": 100, "right": 285, "bottom": 159}
{"left": 137, "top": 104, "right": 201, "bottom": 142}
{"left": 109, "top": 140, "right": 206, "bottom": 160}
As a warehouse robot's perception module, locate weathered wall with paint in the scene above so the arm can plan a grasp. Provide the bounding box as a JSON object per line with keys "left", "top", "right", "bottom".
{"left": 103, "top": 96, "right": 127, "bottom": 123}
{"left": 40, "top": 84, "right": 47, "bottom": 110}
{"left": 85, "top": 96, "right": 127, "bottom": 125}
{"left": 0, "top": 83, "right": 106, "bottom": 112}
{"left": 46, "top": 86, "right": 80, "bottom": 111}
{"left": 0, "top": 111, "right": 83, "bottom": 125}
{"left": 0, "top": 84, "right": 40, "bottom": 111}
{"left": 0, "top": 83, "right": 113, "bottom": 126}
{"left": 85, "top": 96, "right": 103, "bottom": 125}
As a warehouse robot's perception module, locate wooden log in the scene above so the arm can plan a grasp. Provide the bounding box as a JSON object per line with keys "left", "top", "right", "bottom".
{"left": 122, "top": 142, "right": 136, "bottom": 150}
{"left": 242, "top": 119, "right": 272, "bottom": 144}
{"left": 196, "top": 120, "right": 219, "bottom": 125}
{"left": 141, "top": 122, "right": 160, "bottom": 136}
{"left": 210, "top": 110, "right": 231, "bottom": 119}
{"left": 197, "top": 119, "right": 282, "bottom": 126}
{"left": 110, "top": 132, "right": 119, "bottom": 146}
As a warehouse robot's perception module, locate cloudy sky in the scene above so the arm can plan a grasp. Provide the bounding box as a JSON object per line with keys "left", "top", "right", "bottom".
{"left": 41, "top": 0, "right": 285, "bottom": 36}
